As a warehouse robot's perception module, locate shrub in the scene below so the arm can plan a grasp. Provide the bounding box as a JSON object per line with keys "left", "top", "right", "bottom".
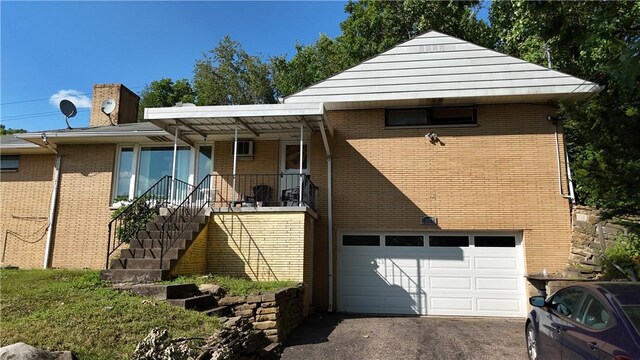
{"left": 600, "top": 232, "right": 640, "bottom": 280}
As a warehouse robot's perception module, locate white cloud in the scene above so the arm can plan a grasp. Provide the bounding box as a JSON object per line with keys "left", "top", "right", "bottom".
{"left": 49, "top": 89, "right": 92, "bottom": 109}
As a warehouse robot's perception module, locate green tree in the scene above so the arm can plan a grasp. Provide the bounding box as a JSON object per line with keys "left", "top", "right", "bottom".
{"left": 194, "top": 36, "right": 276, "bottom": 105}
{"left": 490, "top": 0, "right": 640, "bottom": 215}
{"left": 0, "top": 124, "right": 27, "bottom": 135}
{"left": 138, "top": 78, "right": 195, "bottom": 118}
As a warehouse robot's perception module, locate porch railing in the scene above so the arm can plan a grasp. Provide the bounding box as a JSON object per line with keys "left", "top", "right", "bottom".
{"left": 159, "top": 174, "right": 212, "bottom": 265}
{"left": 210, "top": 173, "right": 318, "bottom": 209}
{"left": 105, "top": 176, "right": 193, "bottom": 269}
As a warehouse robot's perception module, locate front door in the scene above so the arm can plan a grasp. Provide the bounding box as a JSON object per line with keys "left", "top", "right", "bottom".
{"left": 279, "top": 140, "right": 308, "bottom": 205}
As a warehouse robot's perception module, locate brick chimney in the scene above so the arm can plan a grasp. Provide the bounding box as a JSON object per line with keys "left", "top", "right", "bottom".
{"left": 89, "top": 84, "right": 140, "bottom": 127}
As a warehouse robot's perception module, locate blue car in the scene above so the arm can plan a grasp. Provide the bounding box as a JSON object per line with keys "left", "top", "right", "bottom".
{"left": 526, "top": 282, "right": 640, "bottom": 360}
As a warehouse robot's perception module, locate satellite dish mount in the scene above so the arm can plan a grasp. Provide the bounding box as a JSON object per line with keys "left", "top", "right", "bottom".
{"left": 59, "top": 99, "right": 77, "bottom": 129}
{"left": 101, "top": 98, "right": 117, "bottom": 126}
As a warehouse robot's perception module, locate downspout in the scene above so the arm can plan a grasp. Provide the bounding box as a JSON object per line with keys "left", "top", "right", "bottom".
{"left": 551, "top": 119, "right": 573, "bottom": 201}
{"left": 43, "top": 135, "right": 60, "bottom": 269}
{"left": 318, "top": 121, "right": 333, "bottom": 312}
{"left": 563, "top": 138, "right": 576, "bottom": 205}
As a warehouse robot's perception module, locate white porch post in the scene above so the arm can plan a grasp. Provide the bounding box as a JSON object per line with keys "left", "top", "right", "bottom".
{"left": 170, "top": 126, "right": 178, "bottom": 204}
{"left": 298, "top": 122, "right": 304, "bottom": 205}
{"left": 232, "top": 121, "right": 238, "bottom": 206}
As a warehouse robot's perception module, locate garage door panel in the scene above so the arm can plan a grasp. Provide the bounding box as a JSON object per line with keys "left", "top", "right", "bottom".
{"left": 475, "top": 277, "right": 520, "bottom": 291}
{"left": 476, "top": 298, "right": 522, "bottom": 312}
{"left": 430, "top": 297, "right": 473, "bottom": 311}
{"left": 474, "top": 256, "right": 518, "bottom": 270}
{"left": 429, "top": 276, "right": 472, "bottom": 290}
{"left": 428, "top": 257, "right": 471, "bottom": 269}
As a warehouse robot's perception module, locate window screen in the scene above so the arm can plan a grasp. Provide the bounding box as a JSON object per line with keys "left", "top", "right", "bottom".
{"left": 429, "top": 236, "right": 469, "bottom": 247}
{"left": 475, "top": 236, "right": 516, "bottom": 247}
{"left": 386, "top": 109, "right": 427, "bottom": 127}
{"left": 343, "top": 235, "right": 380, "bottom": 246}
{"left": 386, "top": 107, "right": 476, "bottom": 127}
{"left": 385, "top": 235, "right": 424, "bottom": 247}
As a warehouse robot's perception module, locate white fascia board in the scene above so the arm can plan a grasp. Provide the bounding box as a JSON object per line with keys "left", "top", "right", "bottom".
{"left": 145, "top": 103, "right": 324, "bottom": 120}
{"left": 285, "top": 84, "right": 602, "bottom": 104}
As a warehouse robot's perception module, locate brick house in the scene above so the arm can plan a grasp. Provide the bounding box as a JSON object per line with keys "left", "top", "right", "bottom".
{"left": 0, "top": 31, "right": 600, "bottom": 317}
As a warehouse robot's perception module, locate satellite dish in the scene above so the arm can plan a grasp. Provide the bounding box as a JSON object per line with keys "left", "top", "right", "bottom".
{"left": 101, "top": 98, "right": 116, "bottom": 115}
{"left": 59, "top": 100, "right": 77, "bottom": 129}
{"left": 101, "top": 98, "right": 117, "bottom": 126}
{"left": 60, "top": 100, "right": 77, "bottom": 118}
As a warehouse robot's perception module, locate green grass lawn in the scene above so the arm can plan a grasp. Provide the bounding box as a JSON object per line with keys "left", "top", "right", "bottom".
{"left": 162, "top": 274, "right": 296, "bottom": 296}
{"left": 0, "top": 269, "right": 220, "bottom": 359}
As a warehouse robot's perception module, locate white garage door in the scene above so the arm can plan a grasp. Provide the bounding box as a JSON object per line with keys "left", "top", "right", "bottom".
{"left": 338, "top": 233, "right": 526, "bottom": 317}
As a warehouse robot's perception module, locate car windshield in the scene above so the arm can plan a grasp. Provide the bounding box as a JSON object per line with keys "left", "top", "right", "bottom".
{"left": 622, "top": 305, "right": 640, "bottom": 336}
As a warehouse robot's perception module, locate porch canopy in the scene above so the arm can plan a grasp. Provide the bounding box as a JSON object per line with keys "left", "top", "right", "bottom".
{"left": 144, "top": 102, "right": 330, "bottom": 146}
{"left": 145, "top": 102, "right": 332, "bottom": 206}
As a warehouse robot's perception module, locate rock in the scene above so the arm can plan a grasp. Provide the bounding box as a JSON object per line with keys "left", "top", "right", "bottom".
{"left": 199, "top": 284, "right": 226, "bottom": 298}
{"left": 131, "top": 328, "right": 200, "bottom": 360}
{"left": 0, "top": 343, "right": 77, "bottom": 360}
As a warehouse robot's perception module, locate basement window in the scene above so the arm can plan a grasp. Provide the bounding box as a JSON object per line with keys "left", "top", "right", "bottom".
{"left": 386, "top": 107, "right": 476, "bottom": 128}
{"left": 0, "top": 155, "right": 19, "bottom": 172}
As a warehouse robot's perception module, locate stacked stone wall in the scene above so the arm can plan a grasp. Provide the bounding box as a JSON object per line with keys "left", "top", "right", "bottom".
{"left": 218, "top": 285, "right": 305, "bottom": 343}
{"left": 566, "top": 206, "right": 638, "bottom": 278}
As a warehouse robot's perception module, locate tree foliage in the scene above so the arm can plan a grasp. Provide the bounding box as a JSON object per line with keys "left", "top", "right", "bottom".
{"left": 194, "top": 36, "right": 275, "bottom": 105}
{"left": 0, "top": 124, "right": 27, "bottom": 135}
{"left": 138, "top": 78, "right": 195, "bottom": 119}
{"left": 490, "top": 0, "right": 640, "bottom": 216}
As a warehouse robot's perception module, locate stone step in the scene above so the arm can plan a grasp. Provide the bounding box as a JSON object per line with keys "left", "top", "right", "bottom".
{"left": 129, "top": 238, "right": 188, "bottom": 249}
{"left": 136, "top": 229, "right": 198, "bottom": 240}
{"left": 110, "top": 258, "right": 174, "bottom": 270}
{"left": 119, "top": 248, "right": 179, "bottom": 260}
{"left": 202, "top": 305, "right": 232, "bottom": 317}
{"left": 146, "top": 221, "right": 204, "bottom": 232}
{"left": 167, "top": 294, "right": 217, "bottom": 310}
{"left": 114, "top": 283, "right": 200, "bottom": 300}
{"left": 101, "top": 269, "right": 169, "bottom": 283}
{"left": 153, "top": 215, "right": 207, "bottom": 225}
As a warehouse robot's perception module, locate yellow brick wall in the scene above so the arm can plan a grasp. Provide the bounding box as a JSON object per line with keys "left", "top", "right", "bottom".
{"left": 207, "top": 211, "right": 309, "bottom": 282}
{"left": 51, "top": 144, "right": 116, "bottom": 268}
{"left": 0, "top": 154, "right": 55, "bottom": 268}
{"left": 309, "top": 104, "right": 573, "bottom": 309}
{"left": 171, "top": 223, "right": 209, "bottom": 276}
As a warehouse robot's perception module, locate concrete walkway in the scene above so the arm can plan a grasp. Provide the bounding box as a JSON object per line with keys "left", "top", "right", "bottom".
{"left": 281, "top": 314, "right": 527, "bottom": 360}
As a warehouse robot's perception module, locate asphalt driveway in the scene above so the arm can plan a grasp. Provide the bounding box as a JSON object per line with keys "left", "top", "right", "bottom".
{"left": 281, "top": 314, "right": 527, "bottom": 360}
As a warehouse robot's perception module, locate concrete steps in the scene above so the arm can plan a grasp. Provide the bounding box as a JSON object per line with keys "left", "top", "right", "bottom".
{"left": 101, "top": 212, "right": 208, "bottom": 283}
{"left": 114, "top": 282, "right": 231, "bottom": 317}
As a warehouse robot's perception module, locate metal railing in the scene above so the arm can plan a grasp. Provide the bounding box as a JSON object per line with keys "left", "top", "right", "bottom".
{"left": 159, "top": 174, "right": 212, "bottom": 265}
{"left": 105, "top": 176, "right": 194, "bottom": 269}
{"left": 209, "top": 173, "right": 318, "bottom": 209}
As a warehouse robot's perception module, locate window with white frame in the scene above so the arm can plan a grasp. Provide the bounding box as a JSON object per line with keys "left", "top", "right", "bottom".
{"left": 113, "top": 145, "right": 202, "bottom": 202}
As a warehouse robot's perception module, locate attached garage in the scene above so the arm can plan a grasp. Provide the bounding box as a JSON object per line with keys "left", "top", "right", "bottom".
{"left": 337, "top": 232, "right": 526, "bottom": 317}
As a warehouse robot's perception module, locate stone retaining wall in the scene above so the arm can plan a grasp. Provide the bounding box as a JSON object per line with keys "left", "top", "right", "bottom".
{"left": 566, "top": 206, "right": 637, "bottom": 278}
{"left": 217, "top": 285, "right": 305, "bottom": 343}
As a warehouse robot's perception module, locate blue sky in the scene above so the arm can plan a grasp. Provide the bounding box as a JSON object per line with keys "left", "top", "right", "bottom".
{"left": 1, "top": 1, "right": 348, "bottom": 131}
